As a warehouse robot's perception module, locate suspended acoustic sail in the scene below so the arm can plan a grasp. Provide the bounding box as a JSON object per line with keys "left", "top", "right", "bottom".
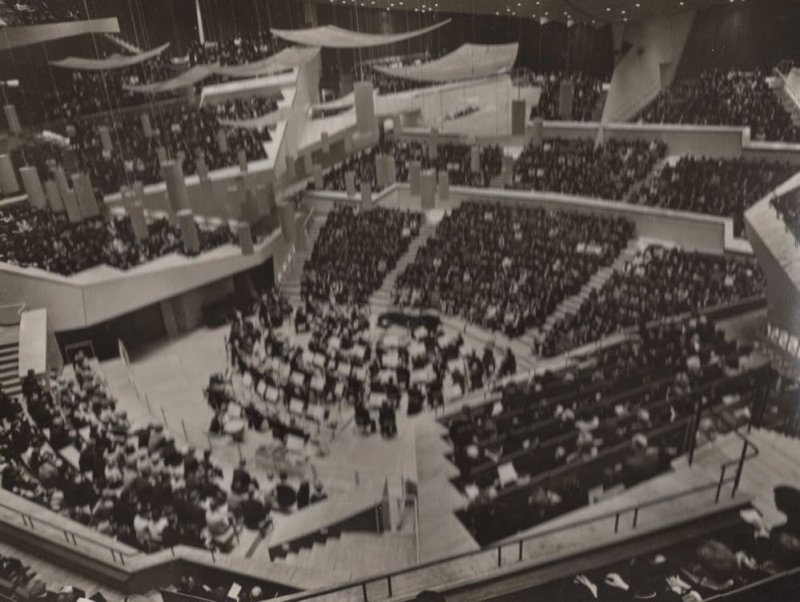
{"left": 373, "top": 43, "right": 519, "bottom": 83}
{"left": 270, "top": 19, "right": 450, "bottom": 49}
{"left": 49, "top": 42, "right": 170, "bottom": 71}
{"left": 213, "top": 46, "right": 320, "bottom": 79}
{"left": 123, "top": 63, "right": 218, "bottom": 95}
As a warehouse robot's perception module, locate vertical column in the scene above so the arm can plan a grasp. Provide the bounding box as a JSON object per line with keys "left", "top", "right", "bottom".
{"left": 343, "top": 135, "right": 353, "bottom": 155}
{"left": 71, "top": 173, "right": 99, "bottom": 218}
{"left": 284, "top": 154, "right": 296, "bottom": 180}
{"left": 141, "top": 113, "right": 153, "bottom": 138}
{"left": 227, "top": 179, "right": 245, "bottom": 220}
{"left": 62, "top": 189, "right": 83, "bottom": 223}
{"left": 129, "top": 202, "right": 150, "bottom": 242}
{"left": 409, "top": 161, "right": 422, "bottom": 195}
{"left": 558, "top": 79, "right": 575, "bottom": 120}
{"left": 240, "top": 188, "right": 260, "bottom": 225}
{"left": 354, "top": 81, "right": 376, "bottom": 137}
{"left": 44, "top": 179, "right": 64, "bottom": 213}
{"left": 0, "top": 155, "right": 19, "bottom": 194}
{"left": 313, "top": 164, "right": 323, "bottom": 189}
{"left": 375, "top": 154, "right": 388, "bottom": 189}
{"left": 238, "top": 149, "right": 248, "bottom": 173}
{"left": 54, "top": 167, "right": 71, "bottom": 198}
{"left": 470, "top": 146, "right": 481, "bottom": 174}
{"left": 278, "top": 203, "right": 296, "bottom": 245}
{"left": 3, "top": 105, "right": 21, "bottom": 134}
{"left": 386, "top": 159, "right": 397, "bottom": 185}
{"left": 420, "top": 170, "right": 436, "bottom": 210}
{"left": 302, "top": 153, "right": 313, "bottom": 177}
{"left": 501, "top": 155, "right": 514, "bottom": 187}
{"left": 177, "top": 209, "right": 200, "bottom": 254}
{"left": 360, "top": 182, "right": 372, "bottom": 211}
{"left": 429, "top": 128, "right": 438, "bottom": 160}
{"left": 163, "top": 160, "right": 190, "bottom": 214}
{"left": 511, "top": 100, "right": 526, "bottom": 136}
{"left": 238, "top": 222, "right": 254, "bottom": 255}
{"left": 531, "top": 117, "right": 544, "bottom": 147}
{"left": 438, "top": 170, "right": 449, "bottom": 201}
{"left": 20, "top": 167, "right": 46, "bottom": 209}
{"left": 156, "top": 146, "right": 168, "bottom": 165}
{"left": 321, "top": 132, "right": 330, "bottom": 153}
{"left": 217, "top": 129, "right": 229, "bottom": 154}
{"left": 196, "top": 153, "right": 209, "bottom": 180}
{"left": 345, "top": 171, "right": 357, "bottom": 198}
{"left": 98, "top": 125, "right": 113, "bottom": 153}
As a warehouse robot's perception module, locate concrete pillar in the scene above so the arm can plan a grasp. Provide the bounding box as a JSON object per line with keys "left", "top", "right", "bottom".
{"left": 217, "top": 129, "right": 229, "bottom": 154}
{"left": 54, "top": 167, "right": 70, "bottom": 198}
{"left": 511, "top": 99, "right": 526, "bottom": 136}
{"left": 196, "top": 154, "right": 208, "bottom": 180}
{"left": 531, "top": 117, "right": 544, "bottom": 147}
{"left": 420, "top": 170, "right": 436, "bottom": 210}
{"left": 238, "top": 149, "right": 248, "bottom": 173}
{"left": 163, "top": 160, "right": 190, "bottom": 214}
{"left": 502, "top": 155, "right": 514, "bottom": 186}
{"left": 345, "top": 170, "right": 356, "bottom": 198}
{"left": 240, "top": 189, "right": 260, "bottom": 225}
{"left": 429, "top": 129, "right": 438, "bottom": 160}
{"left": 129, "top": 202, "right": 150, "bottom": 242}
{"left": 238, "top": 222, "right": 254, "bottom": 255}
{"left": 44, "top": 179, "right": 64, "bottom": 213}
{"left": 226, "top": 180, "right": 245, "bottom": 220}
{"left": 321, "top": 132, "right": 330, "bottom": 153}
{"left": 313, "top": 164, "right": 323, "bottom": 189}
{"left": 409, "top": 161, "right": 422, "bottom": 195}
{"left": 71, "top": 173, "right": 99, "bottom": 218}
{"left": 360, "top": 182, "right": 372, "bottom": 211}
{"left": 0, "top": 155, "right": 19, "bottom": 194}
{"left": 386, "top": 159, "right": 397, "bottom": 185}
{"left": 177, "top": 209, "right": 200, "bottom": 254}
{"left": 343, "top": 135, "right": 353, "bottom": 155}
{"left": 438, "top": 170, "right": 449, "bottom": 201}
{"left": 278, "top": 203, "right": 296, "bottom": 245}
{"left": 98, "top": 125, "right": 113, "bottom": 153}
{"left": 375, "top": 154, "right": 388, "bottom": 189}
{"left": 62, "top": 189, "right": 83, "bottom": 223}
{"left": 558, "top": 79, "right": 575, "bottom": 120}
{"left": 354, "top": 80, "right": 376, "bottom": 136}
{"left": 141, "top": 113, "right": 153, "bottom": 138}
{"left": 3, "top": 105, "right": 21, "bottom": 134}
{"left": 302, "top": 153, "right": 313, "bottom": 177}
{"left": 20, "top": 166, "right": 46, "bottom": 209}
{"left": 156, "top": 146, "right": 168, "bottom": 165}
{"left": 470, "top": 146, "right": 481, "bottom": 174}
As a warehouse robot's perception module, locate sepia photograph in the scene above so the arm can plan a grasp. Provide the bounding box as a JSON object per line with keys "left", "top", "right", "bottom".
{"left": 0, "top": 0, "right": 798, "bottom": 600}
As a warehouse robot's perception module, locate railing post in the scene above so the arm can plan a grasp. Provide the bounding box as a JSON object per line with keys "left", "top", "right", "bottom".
{"left": 386, "top": 576, "right": 392, "bottom": 597}
{"left": 715, "top": 466, "right": 727, "bottom": 503}
{"left": 688, "top": 400, "right": 702, "bottom": 466}
{"left": 732, "top": 441, "right": 748, "bottom": 498}
{"left": 632, "top": 508, "right": 639, "bottom": 529}
{"left": 362, "top": 582, "right": 368, "bottom": 601}
{"left": 614, "top": 513, "right": 620, "bottom": 534}
{"left": 518, "top": 540, "right": 523, "bottom": 562}
{"left": 497, "top": 546, "right": 502, "bottom": 567}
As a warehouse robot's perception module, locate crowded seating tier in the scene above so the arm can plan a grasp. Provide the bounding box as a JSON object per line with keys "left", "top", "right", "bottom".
{"left": 446, "top": 316, "right": 769, "bottom": 544}
{"left": 0, "top": 202, "right": 235, "bottom": 275}
{"left": 0, "top": 0, "right": 101, "bottom": 26}
{"left": 394, "top": 201, "right": 634, "bottom": 337}
{"left": 770, "top": 189, "right": 800, "bottom": 245}
{"left": 635, "top": 69, "right": 800, "bottom": 142}
{"left": 541, "top": 246, "right": 766, "bottom": 357}
{"left": 631, "top": 157, "right": 795, "bottom": 237}
{"left": 530, "top": 72, "right": 604, "bottom": 122}
{"left": 301, "top": 205, "right": 422, "bottom": 306}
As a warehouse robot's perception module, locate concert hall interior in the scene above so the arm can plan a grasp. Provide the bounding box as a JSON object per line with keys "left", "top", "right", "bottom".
{"left": 0, "top": 0, "right": 800, "bottom": 601}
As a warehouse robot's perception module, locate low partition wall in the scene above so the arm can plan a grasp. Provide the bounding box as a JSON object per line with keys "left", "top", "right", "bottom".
{"left": 0, "top": 212, "right": 305, "bottom": 332}
{"left": 303, "top": 183, "right": 400, "bottom": 214}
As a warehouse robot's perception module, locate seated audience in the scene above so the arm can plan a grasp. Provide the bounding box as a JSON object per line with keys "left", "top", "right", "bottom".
{"left": 636, "top": 69, "right": 800, "bottom": 142}
{"left": 394, "top": 202, "right": 634, "bottom": 337}
{"left": 530, "top": 72, "right": 604, "bottom": 121}
{"left": 542, "top": 245, "right": 766, "bottom": 356}
{"left": 771, "top": 189, "right": 800, "bottom": 245}
{"left": 631, "top": 157, "right": 794, "bottom": 236}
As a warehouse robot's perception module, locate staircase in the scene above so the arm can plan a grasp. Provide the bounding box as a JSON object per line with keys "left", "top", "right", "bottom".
{"left": 622, "top": 156, "right": 669, "bottom": 205}
{"left": 368, "top": 222, "right": 437, "bottom": 311}
{"left": 103, "top": 33, "right": 144, "bottom": 55}
{"left": 279, "top": 215, "right": 325, "bottom": 305}
{"left": 0, "top": 339, "right": 21, "bottom": 398}
{"left": 519, "top": 238, "right": 641, "bottom": 352}
{"left": 271, "top": 531, "right": 416, "bottom": 577}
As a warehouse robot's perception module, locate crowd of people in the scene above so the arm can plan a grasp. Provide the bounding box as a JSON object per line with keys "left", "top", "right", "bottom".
{"left": 18, "top": 97, "right": 274, "bottom": 195}
{"left": 532, "top": 499, "right": 800, "bottom": 601}
{"left": 0, "top": 550, "right": 106, "bottom": 602}
{"left": 301, "top": 205, "right": 422, "bottom": 305}
{"left": 450, "top": 315, "right": 768, "bottom": 544}
{"left": 541, "top": 246, "right": 766, "bottom": 357}
{"left": 531, "top": 72, "right": 604, "bottom": 122}
{"left": 631, "top": 157, "right": 795, "bottom": 236}
{"left": 394, "top": 202, "right": 635, "bottom": 337}
{"left": 513, "top": 137, "right": 667, "bottom": 200}
{"left": 0, "top": 0, "right": 92, "bottom": 25}
{"left": 771, "top": 189, "right": 800, "bottom": 245}
{"left": 0, "top": 354, "right": 244, "bottom": 552}
{"left": 315, "top": 140, "right": 504, "bottom": 193}
{"left": 187, "top": 34, "right": 276, "bottom": 67}
{"left": 0, "top": 202, "right": 235, "bottom": 275}
{"left": 636, "top": 69, "right": 800, "bottom": 142}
